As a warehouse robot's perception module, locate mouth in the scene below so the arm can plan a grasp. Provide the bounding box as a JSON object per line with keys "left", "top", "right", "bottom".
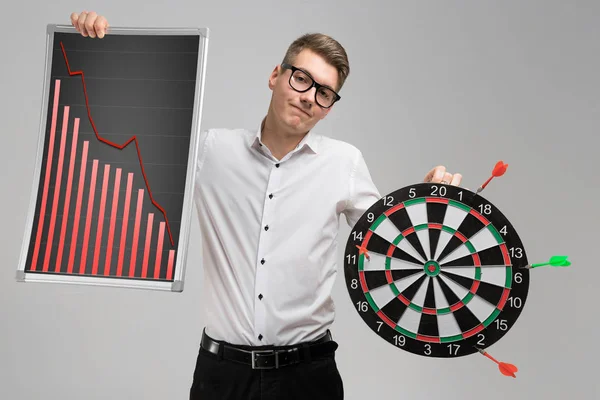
{"left": 291, "top": 104, "right": 311, "bottom": 117}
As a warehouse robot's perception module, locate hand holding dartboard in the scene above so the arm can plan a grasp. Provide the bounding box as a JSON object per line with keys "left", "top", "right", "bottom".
{"left": 344, "top": 161, "right": 570, "bottom": 377}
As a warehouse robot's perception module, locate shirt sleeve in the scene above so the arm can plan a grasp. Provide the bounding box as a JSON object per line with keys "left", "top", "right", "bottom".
{"left": 342, "top": 149, "right": 381, "bottom": 228}
{"left": 195, "top": 128, "right": 211, "bottom": 178}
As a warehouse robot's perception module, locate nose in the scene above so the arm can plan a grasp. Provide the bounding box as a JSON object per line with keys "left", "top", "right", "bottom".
{"left": 299, "top": 87, "right": 316, "bottom": 106}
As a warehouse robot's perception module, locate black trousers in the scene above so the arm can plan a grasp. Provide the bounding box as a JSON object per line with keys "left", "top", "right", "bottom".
{"left": 189, "top": 335, "right": 344, "bottom": 400}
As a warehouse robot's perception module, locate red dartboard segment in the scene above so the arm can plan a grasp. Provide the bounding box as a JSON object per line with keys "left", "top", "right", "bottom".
{"left": 363, "top": 229, "right": 374, "bottom": 244}
{"left": 422, "top": 308, "right": 437, "bottom": 315}
{"left": 402, "top": 226, "right": 416, "bottom": 236}
{"left": 450, "top": 301, "right": 465, "bottom": 312}
{"left": 359, "top": 271, "right": 369, "bottom": 293}
{"left": 454, "top": 231, "right": 468, "bottom": 243}
{"left": 469, "top": 208, "right": 490, "bottom": 225}
{"left": 500, "top": 244, "right": 511, "bottom": 265}
{"left": 387, "top": 244, "right": 396, "bottom": 258}
{"left": 472, "top": 253, "right": 481, "bottom": 266}
{"left": 417, "top": 335, "right": 441, "bottom": 343}
{"left": 428, "top": 223, "right": 443, "bottom": 230}
{"left": 385, "top": 270, "right": 394, "bottom": 284}
{"left": 377, "top": 310, "right": 397, "bottom": 328}
{"left": 470, "top": 280, "right": 481, "bottom": 293}
{"left": 384, "top": 203, "right": 405, "bottom": 216}
{"left": 498, "top": 288, "right": 511, "bottom": 310}
{"left": 463, "top": 324, "right": 485, "bottom": 338}
{"left": 398, "top": 294, "right": 411, "bottom": 306}
{"left": 426, "top": 197, "right": 449, "bottom": 204}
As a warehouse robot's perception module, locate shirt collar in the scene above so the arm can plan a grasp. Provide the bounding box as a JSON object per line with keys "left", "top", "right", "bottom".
{"left": 249, "top": 117, "right": 320, "bottom": 155}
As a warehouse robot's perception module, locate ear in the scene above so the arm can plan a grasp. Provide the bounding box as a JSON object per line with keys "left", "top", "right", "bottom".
{"left": 268, "top": 65, "right": 281, "bottom": 90}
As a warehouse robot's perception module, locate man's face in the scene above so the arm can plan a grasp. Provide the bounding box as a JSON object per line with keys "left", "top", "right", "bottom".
{"left": 268, "top": 49, "right": 339, "bottom": 135}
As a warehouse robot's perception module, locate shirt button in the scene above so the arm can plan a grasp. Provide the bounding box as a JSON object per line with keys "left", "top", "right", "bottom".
{"left": 275, "top": 163, "right": 280, "bottom": 168}
{"left": 260, "top": 258, "right": 265, "bottom": 265}
{"left": 269, "top": 194, "right": 273, "bottom": 199}
{"left": 264, "top": 225, "right": 269, "bottom": 231}
{"left": 258, "top": 334, "right": 263, "bottom": 340}
{"left": 258, "top": 294, "right": 263, "bottom": 300}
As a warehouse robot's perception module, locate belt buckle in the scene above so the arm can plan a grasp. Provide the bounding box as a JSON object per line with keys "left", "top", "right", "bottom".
{"left": 251, "top": 349, "right": 279, "bottom": 369}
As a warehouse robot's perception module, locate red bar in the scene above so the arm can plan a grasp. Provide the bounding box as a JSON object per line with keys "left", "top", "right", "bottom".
{"left": 31, "top": 80, "right": 60, "bottom": 271}
{"left": 117, "top": 173, "right": 134, "bottom": 276}
{"left": 166, "top": 250, "right": 175, "bottom": 280}
{"left": 43, "top": 106, "right": 70, "bottom": 272}
{"left": 104, "top": 168, "right": 121, "bottom": 276}
{"left": 92, "top": 164, "right": 111, "bottom": 275}
{"left": 422, "top": 308, "right": 437, "bottom": 315}
{"left": 142, "top": 213, "right": 154, "bottom": 278}
{"left": 154, "top": 222, "right": 166, "bottom": 279}
{"left": 129, "top": 189, "right": 144, "bottom": 278}
{"left": 55, "top": 117, "right": 80, "bottom": 272}
{"left": 80, "top": 159, "right": 99, "bottom": 274}
{"left": 428, "top": 223, "right": 443, "bottom": 230}
{"left": 67, "top": 141, "right": 88, "bottom": 273}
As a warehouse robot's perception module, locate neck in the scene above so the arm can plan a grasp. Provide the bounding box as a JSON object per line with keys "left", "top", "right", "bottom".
{"left": 261, "top": 113, "right": 308, "bottom": 160}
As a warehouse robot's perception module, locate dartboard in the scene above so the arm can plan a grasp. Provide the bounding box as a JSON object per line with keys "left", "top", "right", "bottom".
{"left": 344, "top": 182, "right": 529, "bottom": 358}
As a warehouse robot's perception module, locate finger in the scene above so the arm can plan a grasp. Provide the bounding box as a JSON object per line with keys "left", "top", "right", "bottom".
{"left": 441, "top": 172, "right": 452, "bottom": 184}
{"left": 450, "top": 173, "right": 462, "bottom": 186}
{"left": 95, "top": 15, "right": 108, "bottom": 38}
{"left": 70, "top": 13, "right": 80, "bottom": 30}
{"left": 77, "top": 11, "right": 89, "bottom": 36}
{"left": 424, "top": 165, "right": 446, "bottom": 183}
{"left": 85, "top": 11, "right": 98, "bottom": 38}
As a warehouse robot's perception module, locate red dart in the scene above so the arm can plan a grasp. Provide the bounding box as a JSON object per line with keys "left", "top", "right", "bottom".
{"left": 476, "top": 347, "right": 518, "bottom": 378}
{"left": 476, "top": 160, "right": 508, "bottom": 194}
{"left": 356, "top": 244, "right": 370, "bottom": 261}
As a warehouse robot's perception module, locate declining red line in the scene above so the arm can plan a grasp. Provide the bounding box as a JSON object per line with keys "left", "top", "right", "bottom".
{"left": 59, "top": 41, "right": 174, "bottom": 247}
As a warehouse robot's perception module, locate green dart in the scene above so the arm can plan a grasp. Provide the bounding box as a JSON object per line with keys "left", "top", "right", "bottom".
{"left": 522, "top": 255, "right": 571, "bottom": 269}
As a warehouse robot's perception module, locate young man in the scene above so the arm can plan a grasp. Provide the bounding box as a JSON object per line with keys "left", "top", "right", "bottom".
{"left": 69, "top": 11, "right": 462, "bottom": 400}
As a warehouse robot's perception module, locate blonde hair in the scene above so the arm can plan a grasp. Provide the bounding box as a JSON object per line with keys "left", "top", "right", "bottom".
{"left": 282, "top": 33, "right": 350, "bottom": 91}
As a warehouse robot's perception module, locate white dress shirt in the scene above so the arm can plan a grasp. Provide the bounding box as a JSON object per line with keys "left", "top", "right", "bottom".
{"left": 193, "top": 120, "right": 380, "bottom": 346}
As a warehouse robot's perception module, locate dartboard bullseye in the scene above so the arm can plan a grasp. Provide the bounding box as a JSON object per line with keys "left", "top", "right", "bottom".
{"left": 344, "top": 182, "right": 530, "bottom": 358}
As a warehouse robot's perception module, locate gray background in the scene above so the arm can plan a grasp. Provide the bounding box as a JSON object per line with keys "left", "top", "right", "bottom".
{"left": 1, "top": 1, "right": 597, "bottom": 399}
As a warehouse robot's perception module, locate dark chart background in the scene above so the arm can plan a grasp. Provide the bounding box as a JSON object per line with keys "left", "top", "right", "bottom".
{"left": 24, "top": 31, "right": 200, "bottom": 282}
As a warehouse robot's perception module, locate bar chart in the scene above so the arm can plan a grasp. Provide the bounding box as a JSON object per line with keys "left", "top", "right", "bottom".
{"left": 17, "top": 26, "right": 209, "bottom": 291}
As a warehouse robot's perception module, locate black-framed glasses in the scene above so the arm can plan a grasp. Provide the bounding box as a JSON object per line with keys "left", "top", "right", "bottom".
{"left": 281, "top": 63, "right": 341, "bottom": 108}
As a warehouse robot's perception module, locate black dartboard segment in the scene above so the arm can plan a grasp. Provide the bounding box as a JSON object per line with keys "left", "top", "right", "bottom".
{"left": 344, "top": 183, "right": 529, "bottom": 358}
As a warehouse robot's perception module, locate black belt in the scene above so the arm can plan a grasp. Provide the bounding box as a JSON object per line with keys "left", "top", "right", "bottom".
{"left": 200, "top": 329, "right": 338, "bottom": 369}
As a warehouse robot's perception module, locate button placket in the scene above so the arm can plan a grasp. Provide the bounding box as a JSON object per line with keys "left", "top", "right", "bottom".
{"left": 253, "top": 161, "right": 283, "bottom": 343}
